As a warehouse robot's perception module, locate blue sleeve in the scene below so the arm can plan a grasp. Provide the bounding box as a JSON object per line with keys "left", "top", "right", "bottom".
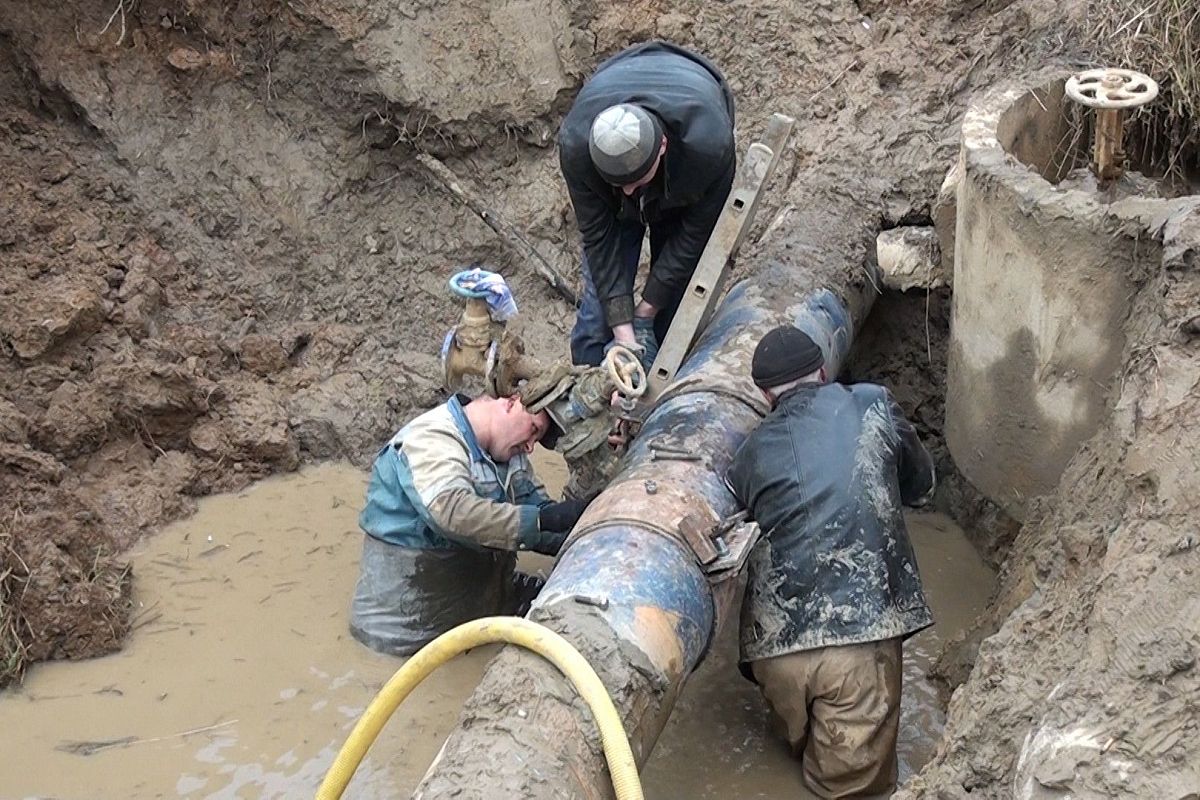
{"left": 512, "top": 457, "right": 553, "bottom": 507}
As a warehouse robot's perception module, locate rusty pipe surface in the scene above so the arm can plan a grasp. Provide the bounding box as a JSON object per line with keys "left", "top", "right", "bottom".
{"left": 415, "top": 263, "right": 877, "bottom": 799}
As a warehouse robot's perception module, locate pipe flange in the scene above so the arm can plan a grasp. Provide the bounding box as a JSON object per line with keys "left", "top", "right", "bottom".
{"left": 1065, "top": 68, "right": 1158, "bottom": 110}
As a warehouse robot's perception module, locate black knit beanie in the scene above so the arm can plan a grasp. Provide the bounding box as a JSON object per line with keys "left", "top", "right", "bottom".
{"left": 751, "top": 326, "right": 825, "bottom": 389}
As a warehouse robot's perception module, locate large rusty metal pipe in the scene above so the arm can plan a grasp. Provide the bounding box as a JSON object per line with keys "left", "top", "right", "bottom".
{"left": 415, "top": 263, "right": 877, "bottom": 799}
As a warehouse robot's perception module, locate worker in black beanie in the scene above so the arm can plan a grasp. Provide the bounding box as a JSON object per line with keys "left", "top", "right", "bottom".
{"left": 727, "top": 325, "right": 937, "bottom": 799}
{"left": 750, "top": 325, "right": 827, "bottom": 392}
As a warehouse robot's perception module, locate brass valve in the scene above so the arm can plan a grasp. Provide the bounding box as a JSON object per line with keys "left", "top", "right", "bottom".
{"left": 441, "top": 270, "right": 541, "bottom": 396}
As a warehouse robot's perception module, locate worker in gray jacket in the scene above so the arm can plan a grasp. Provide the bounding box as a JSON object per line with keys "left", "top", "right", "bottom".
{"left": 726, "top": 326, "right": 937, "bottom": 799}
{"left": 558, "top": 41, "right": 736, "bottom": 368}
{"left": 350, "top": 394, "right": 586, "bottom": 656}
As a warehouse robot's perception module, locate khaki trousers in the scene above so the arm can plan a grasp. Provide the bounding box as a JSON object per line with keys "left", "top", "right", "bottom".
{"left": 751, "top": 638, "right": 903, "bottom": 799}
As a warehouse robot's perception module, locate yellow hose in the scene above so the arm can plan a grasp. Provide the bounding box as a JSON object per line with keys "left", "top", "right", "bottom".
{"left": 315, "top": 616, "right": 644, "bottom": 800}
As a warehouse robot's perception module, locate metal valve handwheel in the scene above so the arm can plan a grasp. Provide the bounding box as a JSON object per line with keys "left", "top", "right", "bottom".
{"left": 606, "top": 345, "right": 647, "bottom": 399}
{"left": 1065, "top": 68, "right": 1158, "bottom": 110}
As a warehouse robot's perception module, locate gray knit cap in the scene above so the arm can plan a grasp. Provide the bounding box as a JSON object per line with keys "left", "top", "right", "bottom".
{"left": 588, "top": 103, "right": 664, "bottom": 186}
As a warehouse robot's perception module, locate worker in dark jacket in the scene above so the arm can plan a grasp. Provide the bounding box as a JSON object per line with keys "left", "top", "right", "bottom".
{"left": 726, "top": 326, "right": 937, "bottom": 799}
{"left": 558, "top": 41, "right": 736, "bottom": 368}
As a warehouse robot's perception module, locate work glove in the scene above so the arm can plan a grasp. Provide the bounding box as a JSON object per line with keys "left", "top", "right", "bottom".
{"left": 631, "top": 316, "right": 659, "bottom": 369}
{"left": 603, "top": 337, "right": 645, "bottom": 368}
{"left": 537, "top": 498, "right": 589, "bottom": 533}
{"left": 516, "top": 499, "right": 588, "bottom": 557}
{"left": 517, "top": 528, "right": 568, "bottom": 557}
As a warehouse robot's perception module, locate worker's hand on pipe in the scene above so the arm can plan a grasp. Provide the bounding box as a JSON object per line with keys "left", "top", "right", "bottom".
{"left": 519, "top": 499, "right": 586, "bottom": 556}
{"left": 537, "top": 498, "right": 589, "bottom": 534}
{"left": 518, "top": 527, "right": 568, "bottom": 556}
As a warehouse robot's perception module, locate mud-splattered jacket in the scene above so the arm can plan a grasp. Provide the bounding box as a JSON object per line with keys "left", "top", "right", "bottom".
{"left": 559, "top": 41, "right": 736, "bottom": 328}
{"left": 727, "top": 382, "right": 936, "bottom": 665}
{"left": 358, "top": 394, "right": 549, "bottom": 551}
{"left": 350, "top": 395, "right": 551, "bottom": 655}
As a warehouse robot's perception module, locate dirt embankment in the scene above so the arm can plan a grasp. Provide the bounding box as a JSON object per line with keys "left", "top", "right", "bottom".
{"left": 5, "top": 1, "right": 1198, "bottom": 798}
{"left": 0, "top": 0, "right": 586, "bottom": 682}
{"left": 897, "top": 214, "right": 1200, "bottom": 799}
{"left": 0, "top": 0, "right": 1050, "bottom": 709}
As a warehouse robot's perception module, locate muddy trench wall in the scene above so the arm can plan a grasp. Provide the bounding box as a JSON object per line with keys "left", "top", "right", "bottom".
{"left": 2, "top": 0, "right": 593, "bottom": 461}
{"left": 10, "top": 2, "right": 1193, "bottom": 799}
{"left": 1, "top": 0, "right": 1051, "bottom": 681}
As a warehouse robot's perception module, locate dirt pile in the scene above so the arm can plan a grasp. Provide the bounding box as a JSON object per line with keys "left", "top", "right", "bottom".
{"left": 0, "top": 1, "right": 578, "bottom": 682}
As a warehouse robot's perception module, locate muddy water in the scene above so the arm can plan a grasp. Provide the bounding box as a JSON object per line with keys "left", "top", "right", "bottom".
{"left": 0, "top": 455, "right": 992, "bottom": 799}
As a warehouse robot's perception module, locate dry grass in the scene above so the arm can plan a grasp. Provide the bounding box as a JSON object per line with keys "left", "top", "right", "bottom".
{"left": 0, "top": 532, "right": 133, "bottom": 688}
{"left": 0, "top": 525, "right": 30, "bottom": 687}
{"left": 1081, "top": 0, "right": 1200, "bottom": 178}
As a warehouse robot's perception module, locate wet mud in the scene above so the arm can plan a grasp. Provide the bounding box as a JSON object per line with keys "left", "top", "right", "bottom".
{"left": 0, "top": 457, "right": 991, "bottom": 798}
{"left": 1, "top": 1, "right": 1196, "bottom": 795}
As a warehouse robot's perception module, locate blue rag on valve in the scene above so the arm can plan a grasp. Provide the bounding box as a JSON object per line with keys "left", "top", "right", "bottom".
{"left": 454, "top": 268, "right": 519, "bottom": 321}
